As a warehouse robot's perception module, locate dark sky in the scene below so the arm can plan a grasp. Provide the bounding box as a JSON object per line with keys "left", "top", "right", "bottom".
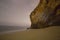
{"left": 0, "top": 0, "right": 39, "bottom": 27}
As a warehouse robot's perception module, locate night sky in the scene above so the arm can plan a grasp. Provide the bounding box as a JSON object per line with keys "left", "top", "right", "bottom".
{"left": 0, "top": 0, "right": 39, "bottom": 27}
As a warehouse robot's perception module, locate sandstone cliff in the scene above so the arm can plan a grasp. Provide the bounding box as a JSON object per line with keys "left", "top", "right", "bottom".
{"left": 30, "top": 0, "right": 60, "bottom": 29}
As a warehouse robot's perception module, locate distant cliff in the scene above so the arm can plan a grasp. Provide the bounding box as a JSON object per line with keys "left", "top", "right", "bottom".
{"left": 30, "top": 0, "right": 60, "bottom": 29}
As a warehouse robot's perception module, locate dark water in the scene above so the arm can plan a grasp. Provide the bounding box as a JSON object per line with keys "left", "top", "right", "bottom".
{"left": 0, "top": 25, "right": 26, "bottom": 32}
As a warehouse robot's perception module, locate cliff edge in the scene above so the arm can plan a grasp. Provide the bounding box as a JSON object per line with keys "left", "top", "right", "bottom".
{"left": 30, "top": 0, "right": 60, "bottom": 29}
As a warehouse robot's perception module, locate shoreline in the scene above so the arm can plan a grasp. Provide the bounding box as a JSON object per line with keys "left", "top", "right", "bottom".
{"left": 0, "top": 27, "right": 60, "bottom": 40}
{"left": 0, "top": 29, "right": 27, "bottom": 35}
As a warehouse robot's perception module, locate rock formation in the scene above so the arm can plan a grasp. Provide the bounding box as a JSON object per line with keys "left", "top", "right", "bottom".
{"left": 30, "top": 0, "right": 60, "bottom": 29}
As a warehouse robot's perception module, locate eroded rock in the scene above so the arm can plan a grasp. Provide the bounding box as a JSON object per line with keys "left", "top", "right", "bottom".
{"left": 30, "top": 0, "right": 60, "bottom": 29}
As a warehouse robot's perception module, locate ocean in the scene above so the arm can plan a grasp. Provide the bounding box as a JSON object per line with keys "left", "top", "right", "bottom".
{"left": 0, "top": 25, "right": 27, "bottom": 34}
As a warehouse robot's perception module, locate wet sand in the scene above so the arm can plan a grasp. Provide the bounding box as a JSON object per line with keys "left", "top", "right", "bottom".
{"left": 0, "top": 26, "right": 60, "bottom": 40}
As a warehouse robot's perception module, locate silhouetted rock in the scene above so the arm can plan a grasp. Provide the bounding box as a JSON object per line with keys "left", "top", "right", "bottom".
{"left": 30, "top": 0, "right": 60, "bottom": 29}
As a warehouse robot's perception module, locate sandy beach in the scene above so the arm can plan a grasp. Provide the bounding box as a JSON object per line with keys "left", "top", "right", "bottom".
{"left": 0, "top": 26, "right": 60, "bottom": 40}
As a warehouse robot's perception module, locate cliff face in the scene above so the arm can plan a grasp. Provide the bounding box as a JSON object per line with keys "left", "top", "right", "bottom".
{"left": 30, "top": 0, "right": 60, "bottom": 29}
